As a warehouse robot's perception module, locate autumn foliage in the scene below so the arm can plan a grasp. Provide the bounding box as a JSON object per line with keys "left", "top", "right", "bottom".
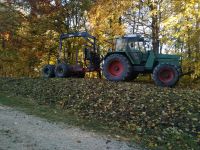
{"left": 0, "top": 0, "right": 200, "bottom": 81}
{"left": 0, "top": 1, "right": 200, "bottom": 149}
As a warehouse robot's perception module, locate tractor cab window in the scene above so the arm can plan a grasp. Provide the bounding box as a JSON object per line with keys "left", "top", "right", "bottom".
{"left": 115, "top": 38, "right": 127, "bottom": 51}
{"left": 129, "top": 42, "right": 134, "bottom": 50}
{"left": 137, "top": 42, "right": 145, "bottom": 52}
{"left": 128, "top": 41, "right": 146, "bottom": 52}
{"left": 144, "top": 41, "right": 151, "bottom": 51}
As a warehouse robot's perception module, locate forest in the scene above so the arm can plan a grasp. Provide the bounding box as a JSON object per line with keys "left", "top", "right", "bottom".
{"left": 0, "top": 1, "right": 200, "bottom": 149}
{"left": 0, "top": 0, "right": 200, "bottom": 82}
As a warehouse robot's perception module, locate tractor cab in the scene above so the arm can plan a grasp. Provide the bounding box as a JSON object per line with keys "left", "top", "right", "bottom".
{"left": 114, "top": 35, "right": 150, "bottom": 65}
{"left": 115, "top": 35, "right": 147, "bottom": 52}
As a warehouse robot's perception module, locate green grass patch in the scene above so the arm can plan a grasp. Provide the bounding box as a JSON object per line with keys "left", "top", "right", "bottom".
{"left": 0, "top": 92, "right": 78, "bottom": 124}
{"left": 0, "top": 92, "right": 106, "bottom": 130}
{"left": 0, "top": 92, "right": 139, "bottom": 146}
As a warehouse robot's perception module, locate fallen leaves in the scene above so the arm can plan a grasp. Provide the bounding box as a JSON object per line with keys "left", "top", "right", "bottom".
{"left": 0, "top": 77, "right": 199, "bottom": 149}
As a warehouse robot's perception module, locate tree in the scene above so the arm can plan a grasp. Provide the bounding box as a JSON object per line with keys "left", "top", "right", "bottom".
{"left": 123, "top": 0, "right": 169, "bottom": 53}
{"left": 0, "top": 0, "right": 93, "bottom": 77}
{"left": 88, "top": 0, "right": 132, "bottom": 52}
{"left": 162, "top": 0, "right": 200, "bottom": 79}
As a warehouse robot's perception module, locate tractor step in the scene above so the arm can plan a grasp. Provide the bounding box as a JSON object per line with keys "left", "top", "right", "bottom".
{"left": 133, "top": 66, "right": 145, "bottom": 72}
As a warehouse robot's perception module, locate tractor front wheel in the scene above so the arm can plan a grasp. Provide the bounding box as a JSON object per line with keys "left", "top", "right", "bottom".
{"left": 42, "top": 65, "right": 55, "bottom": 78}
{"left": 55, "top": 63, "right": 71, "bottom": 78}
{"left": 153, "top": 64, "right": 179, "bottom": 87}
{"left": 102, "top": 54, "right": 132, "bottom": 81}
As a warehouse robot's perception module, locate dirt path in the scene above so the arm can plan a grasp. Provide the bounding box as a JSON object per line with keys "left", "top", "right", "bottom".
{"left": 0, "top": 105, "right": 140, "bottom": 150}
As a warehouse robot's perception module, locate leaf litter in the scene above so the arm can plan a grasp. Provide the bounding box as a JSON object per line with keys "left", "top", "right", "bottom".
{"left": 0, "top": 78, "right": 199, "bottom": 149}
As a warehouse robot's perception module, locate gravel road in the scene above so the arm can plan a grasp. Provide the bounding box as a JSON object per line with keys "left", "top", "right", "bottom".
{"left": 0, "top": 105, "right": 140, "bottom": 150}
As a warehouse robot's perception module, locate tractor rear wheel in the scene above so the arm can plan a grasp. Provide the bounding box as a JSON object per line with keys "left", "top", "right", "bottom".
{"left": 102, "top": 54, "right": 132, "bottom": 81}
{"left": 55, "top": 63, "right": 71, "bottom": 78}
{"left": 153, "top": 64, "right": 179, "bottom": 87}
{"left": 42, "top": 65, "right": 55, "bottom": 78}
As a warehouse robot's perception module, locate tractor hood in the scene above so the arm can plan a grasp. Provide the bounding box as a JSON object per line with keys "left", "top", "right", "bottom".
{"left": 155, "top": 54, "right": 181, "bottom": 66}
{"left": 156, "top": 54, "right": 181, "bottom": 60}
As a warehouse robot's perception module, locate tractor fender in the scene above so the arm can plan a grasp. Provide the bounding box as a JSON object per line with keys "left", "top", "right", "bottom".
{"left": 103, "top": 52, "right": 133, "bottom": 65}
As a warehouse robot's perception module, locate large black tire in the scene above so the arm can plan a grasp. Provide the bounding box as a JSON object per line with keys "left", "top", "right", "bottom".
{"left": 153, "top": 64, "right": 179, "bottom": 87}
{"left": 102, "top": 54, "right": 132, "bottom": 81}
{"left": 55, "top": 63, "right": 71, "bottom": 78}
{"left": 42, "top": 65, "right": 55, "bottom": 78}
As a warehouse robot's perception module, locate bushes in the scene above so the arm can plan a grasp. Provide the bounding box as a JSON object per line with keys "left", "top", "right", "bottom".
{"left": 0, "top": 78, "right": 199, "bottom": 149}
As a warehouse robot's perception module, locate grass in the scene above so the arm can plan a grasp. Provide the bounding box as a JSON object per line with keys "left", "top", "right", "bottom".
{"left": 0, "top": 92, "right": 75, "bottom": 123}
{"left": 0, "top": 92, "right": 102, "bottom": 129}
{"left": 0, "top": 92, "right": 141, "bottom": 147}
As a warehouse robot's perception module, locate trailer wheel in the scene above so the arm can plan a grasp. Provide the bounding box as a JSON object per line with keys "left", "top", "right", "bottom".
{"left": 42, "top": 65, "right": 55, "bottom": 78}
{"left": 55, "top": 63, "right": 71, "bottom": 78}
{"left": 153, "top": 64, "right": 179, "bottom": 87}
{"left": 102, "top": 54, "right": 132, "bottom": 81}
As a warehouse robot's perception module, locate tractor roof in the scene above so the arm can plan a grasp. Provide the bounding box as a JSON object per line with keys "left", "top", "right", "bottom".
{"left": 123, "top": 34, "right": 145, "bottom": 41}
{"left": 115, "top": 34, "right": 145, "bottom": 42}
{"left": 60, "top": 32, "right": 95, "bottom": 40}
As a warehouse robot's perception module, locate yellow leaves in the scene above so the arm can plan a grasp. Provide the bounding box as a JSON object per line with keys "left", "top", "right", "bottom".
{"left": 161, "top": 0, "right": 200, "bottom": 73}
{"left": 148, "top": 142, "right": 158, "bottom": 149}
{"left": 193, "top": 60, "right": 200, "bottom": 79}
{"left": 148, "top": 9, "right": 158, "bottom": 16}
{"left": 162, "top": 0, "right": 200, "bottom": 28}
{"left": 161, "top": 15, "right": 179, "bottom": 29}
{"left": 0, "top": 32, "right": 10, "bottom": 41}
{"left": 88, "top": 0, "right": 133, "bottom": 46}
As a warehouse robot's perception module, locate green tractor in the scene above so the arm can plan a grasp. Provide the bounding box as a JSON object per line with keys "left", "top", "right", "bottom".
{"left": 102, "top": 35, "right": 182, "bottom": 87}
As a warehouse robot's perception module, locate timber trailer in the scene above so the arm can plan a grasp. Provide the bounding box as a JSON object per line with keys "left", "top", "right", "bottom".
{"left": 42, "top": 32, "right": 101, "bottom": 78}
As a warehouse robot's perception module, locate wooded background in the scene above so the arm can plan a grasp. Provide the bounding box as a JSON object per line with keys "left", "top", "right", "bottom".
{"left": 0, "top": 0, "right": 199, "bottom": 81}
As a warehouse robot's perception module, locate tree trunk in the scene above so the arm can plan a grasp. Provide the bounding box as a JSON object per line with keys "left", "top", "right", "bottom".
{"left": 2, "top": 37, "right": 5, "bottom": 49}
{"left": 149, "top": 1, "right": 160, "bottom": 54}
{"left": 187, "top": 32, "right": 192, "bottom": 73}
{"left": 152, "top": 16, "right": 159, "bottom": 53}
{"left": 195, "top": 11, "right": 200, "bottom": 55}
